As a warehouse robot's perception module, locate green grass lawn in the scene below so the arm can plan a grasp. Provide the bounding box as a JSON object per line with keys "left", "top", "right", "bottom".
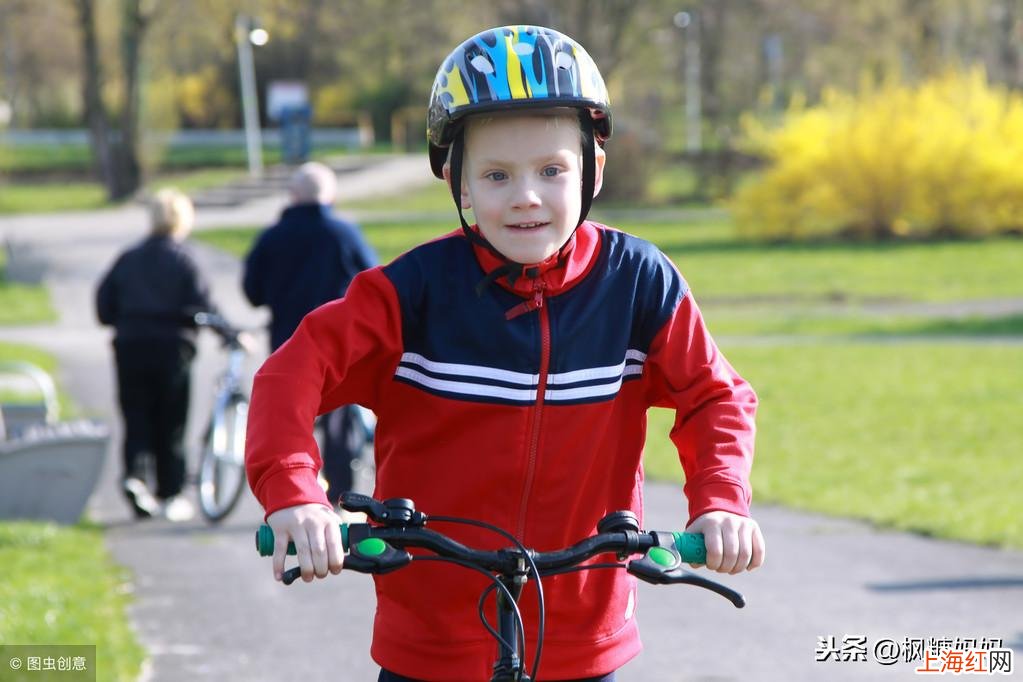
{"left": 0, "top": 250, "right": 56, "bottom": 325}
{"left": 0, "top": 522, "right": 145, "bottom": 681}
{"left": 0, "top": 342, "right": 141, "bottom": 678}
{"left": 0, "top": 181, "right": 110, "bottom": 215}
{"left": 643, "top": 342, "right": 1023, "bottom": 548}
{"left": 703, "top": 308, "right": 1023, "bottom": 338}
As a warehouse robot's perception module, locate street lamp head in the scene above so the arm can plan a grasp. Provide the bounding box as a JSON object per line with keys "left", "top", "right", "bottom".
{"left": 673, "top": 11, "right": 692, "bottom": 29}
{"left": 249, "top": 28, "right": 269, "bottom": 46}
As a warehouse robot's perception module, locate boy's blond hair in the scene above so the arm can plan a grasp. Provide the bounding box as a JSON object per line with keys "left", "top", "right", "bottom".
{"left": 463, "top": 108, "right": 586, "bottom": 152}
{"left": 150, "top": 188, "right": 194, "bottom": 239}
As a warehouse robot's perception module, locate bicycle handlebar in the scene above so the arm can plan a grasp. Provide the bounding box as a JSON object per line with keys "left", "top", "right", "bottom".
{"left": 256, "top": 523, "right": 707, "bottom": 565}
{"left": 254, "top": 494, "right": 744, "bottom": 608}
{"left": 193, "top": 311, "right": 242, "bottom": 346}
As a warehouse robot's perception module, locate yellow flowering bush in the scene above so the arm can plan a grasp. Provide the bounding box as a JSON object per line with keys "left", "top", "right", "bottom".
{"left": 733, "top": 69, "right": 1023, "bottom": 240}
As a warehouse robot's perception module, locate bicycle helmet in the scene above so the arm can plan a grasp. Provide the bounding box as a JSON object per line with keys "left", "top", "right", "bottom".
{"left": 427, "top": 25, "right": 613, "bottom": 285}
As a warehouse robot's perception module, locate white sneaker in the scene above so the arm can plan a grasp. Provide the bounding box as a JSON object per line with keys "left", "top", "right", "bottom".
{"left": 123, "top": 478, "right": 161, "bottom": 518}
{"left": 162, "top": 495, "right": 195, "bottom": 522}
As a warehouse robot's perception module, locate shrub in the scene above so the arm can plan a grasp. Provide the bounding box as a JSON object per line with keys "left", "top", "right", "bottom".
{"left": 732, "top": 69, "right": 1023, "bottom": 240}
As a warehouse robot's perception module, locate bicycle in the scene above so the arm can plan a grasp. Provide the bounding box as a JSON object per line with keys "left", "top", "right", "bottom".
{"left": 256, "top": 492, "right": 745, "bottom": 682}
{"left": 194, "top": 312, "right": 250, "bottom": 523}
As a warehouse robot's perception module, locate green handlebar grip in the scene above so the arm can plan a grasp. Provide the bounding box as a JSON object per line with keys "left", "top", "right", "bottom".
{"left": 255, "top": 524, "right": 349, "bottom": 556}
{"left": 672, "top": 532, "right": 707, "bottom": 564}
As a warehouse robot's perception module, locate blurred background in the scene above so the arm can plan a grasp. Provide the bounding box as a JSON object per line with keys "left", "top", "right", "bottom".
{"left": 0, "top": 1, "right": 1020, "bottom": 679}
{"left": 5, "top": 0, "right": 1023, "bottom": 210}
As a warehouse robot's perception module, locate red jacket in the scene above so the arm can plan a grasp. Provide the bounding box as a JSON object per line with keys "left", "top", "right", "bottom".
{"left": 245, "top": 221, "right": 757, "bottom": 680}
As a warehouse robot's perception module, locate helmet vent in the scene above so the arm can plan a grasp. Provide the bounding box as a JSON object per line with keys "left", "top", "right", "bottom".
{"left": 513, "top": 43, "right": 534, "bottom": 56}
{"left": 470, "top": 54, "right": 495, "bottom": 74}
{"left": 555, "top": 51, "right": 574, "bottom": 70}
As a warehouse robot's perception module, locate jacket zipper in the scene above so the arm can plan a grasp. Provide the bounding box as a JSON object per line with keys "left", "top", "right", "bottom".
{"left": 515, "top": 281, "right": 549, "bottom": 540}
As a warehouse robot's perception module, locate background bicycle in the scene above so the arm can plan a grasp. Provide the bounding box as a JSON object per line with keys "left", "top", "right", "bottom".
{"left": 193, "top": 311, "right": 252, "bottom": 523}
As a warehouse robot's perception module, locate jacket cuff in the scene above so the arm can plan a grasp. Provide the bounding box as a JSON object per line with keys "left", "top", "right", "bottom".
{"left": 257, "top": 465, "right": 331, "bottom": 521}
{"left": 686, "top": 480, "right": 751, "bottom": 522}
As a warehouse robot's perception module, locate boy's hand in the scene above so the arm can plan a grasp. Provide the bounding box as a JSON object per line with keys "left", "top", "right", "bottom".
{"left": 266, "top": 503, "right": 344, "bottom": 583}
{"left": 686, "top": 511, "right": 765, "bottom": 574}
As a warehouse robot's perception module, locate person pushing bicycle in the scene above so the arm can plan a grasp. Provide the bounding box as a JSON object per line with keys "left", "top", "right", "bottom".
{"left": 246, "top": 25, "right": 765, "bottom": 682}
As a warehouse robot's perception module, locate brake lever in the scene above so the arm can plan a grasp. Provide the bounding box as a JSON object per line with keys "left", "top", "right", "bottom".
{"left": 628, "top": 551, "right": 746, "bottom": 608}
{"left": 339, "top": 492, "right": 390, "bottom": 521}
{"left": 339, "top": 492, "right": 426, "bottom": 527}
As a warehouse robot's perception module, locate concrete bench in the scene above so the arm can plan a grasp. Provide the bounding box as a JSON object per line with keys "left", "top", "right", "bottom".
{"left": 0, "top": 362, "right": 109, "bottom": 524}
{"left": 0, "top": 360, "right": 59, "bottom": 440}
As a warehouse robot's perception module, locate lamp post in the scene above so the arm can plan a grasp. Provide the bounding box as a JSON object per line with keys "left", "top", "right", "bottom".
{"left": 235, "top": 14, "right": 268, "bottom": 178}
{"left": 674, "top": 10, "right": 702, "bottom": 154}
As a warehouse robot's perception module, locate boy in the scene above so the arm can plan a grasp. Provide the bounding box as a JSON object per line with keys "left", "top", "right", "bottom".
{"left": 247, "top": 25, "right": 764, "bottom": 682}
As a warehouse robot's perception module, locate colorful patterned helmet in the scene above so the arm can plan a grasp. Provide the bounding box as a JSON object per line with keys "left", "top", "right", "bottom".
{"left": 427, "top": 25, "right": 613, "bottom": 178}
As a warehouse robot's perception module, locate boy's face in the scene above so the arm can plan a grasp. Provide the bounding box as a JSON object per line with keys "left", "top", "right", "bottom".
{"left": 450, "top": 112, "right": 605, "bottom": 265}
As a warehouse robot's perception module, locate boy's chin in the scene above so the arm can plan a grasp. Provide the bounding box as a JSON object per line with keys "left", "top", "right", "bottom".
{"left": 503, "top": 247, "right": 558, "bottom": 265}
{"left": 495, "top": 237, "right": 566, "bottom": 265}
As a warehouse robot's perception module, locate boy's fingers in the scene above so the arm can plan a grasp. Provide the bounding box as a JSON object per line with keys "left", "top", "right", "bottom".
{"left": 749, "top": 523, "right": 766, "bottom": 570}
{"left": 294, "top": 534, "right": 315, "bottom": 583}
{"left": 729, "top": 524, "right": 754, "bottom": 575}
{"left": 272, "top": 535, "right": 289, "bottom": 581}
{"left": 718, "top": 525, "right": 740, "bottom": 574}
{"left": 309, "top": 526, "right": 329, "bottom": 579}
{"left": 702, "top": 527, "right": 723, "bottom": 571}
{"left": 326, "top": 523, "right": 345, "bottom": 575}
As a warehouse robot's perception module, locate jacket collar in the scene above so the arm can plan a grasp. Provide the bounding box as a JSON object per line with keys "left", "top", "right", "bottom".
{"left": 470, "top": 221, "right": 601, "bottom": 297}
{"left": 282, "top": 202, "right": 332, "bottom": 221}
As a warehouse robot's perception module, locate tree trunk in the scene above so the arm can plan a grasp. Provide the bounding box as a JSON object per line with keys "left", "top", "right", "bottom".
{"left": 74, "top": 0, "right": 149, "bottom": 201}
{"left": 115, "top": 0, "right": 149, "bottom": 198}
{"left": 75, "top": 0, "right": 117, "bottom": 194}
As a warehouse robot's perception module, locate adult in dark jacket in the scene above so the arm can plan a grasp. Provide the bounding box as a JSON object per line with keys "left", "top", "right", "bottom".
{"left": 242, "top": 162, "right": 377, "bottom": 501}
{"left": 97, "top": 188, "right": 214, "bottom": 521}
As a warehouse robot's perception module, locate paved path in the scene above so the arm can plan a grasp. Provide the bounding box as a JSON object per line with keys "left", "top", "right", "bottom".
{"left": 1, "top": 157, "right": 1020, "bottom": 681}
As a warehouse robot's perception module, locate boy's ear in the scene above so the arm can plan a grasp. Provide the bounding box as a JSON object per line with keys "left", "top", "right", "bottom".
{"left": 442, "top": 163, "right": 473, "bottom": 210}
{"left": 591, "top": 146, "right": 607, "bottom": 199}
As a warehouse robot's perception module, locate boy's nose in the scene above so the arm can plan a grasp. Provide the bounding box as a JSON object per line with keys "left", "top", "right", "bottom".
{"left": 511, "top": 180, "right": 542, "bottom": 209}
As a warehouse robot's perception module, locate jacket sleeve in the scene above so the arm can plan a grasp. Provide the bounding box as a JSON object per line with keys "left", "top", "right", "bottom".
{"left": 244, "top": 267, "right": 403, "bottom": 517}
{"left": 95, "top": 259, "right": 120, "bottom": 326}
{"left": 242, "top": 236, "right": 265, "bottom": 307}
{"left": 181, "top": 250, "right": 217, "bottom": 319}
{"left": 352, "top": 227, "right": 378, "bottom": 271}
{"left": 645, "top": 291, "right": 758, "bottom": 523}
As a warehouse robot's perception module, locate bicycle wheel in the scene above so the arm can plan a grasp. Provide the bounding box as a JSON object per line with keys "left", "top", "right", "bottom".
{"left": 198, "top": 395, "right": 249, "bottom": 523}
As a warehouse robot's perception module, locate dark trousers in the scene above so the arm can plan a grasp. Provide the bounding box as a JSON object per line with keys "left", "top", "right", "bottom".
{"left": 319, "top": 404, "right": 364, "bottom": 502}
{"left": 378, "top": 669, "right": 616, "bottom": 682}
{"left": 114, "top": 338, "right": 193, "bottom": 499}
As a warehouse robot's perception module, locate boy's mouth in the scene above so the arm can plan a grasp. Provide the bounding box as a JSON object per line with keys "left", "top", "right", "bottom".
{"left": 505, "top": 221, "right": 549, "bottom": 231}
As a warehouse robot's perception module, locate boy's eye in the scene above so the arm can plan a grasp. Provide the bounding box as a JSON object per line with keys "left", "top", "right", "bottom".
{"left": 485, "top": 171, "right": 508, "bottom": 182}
{"left": 542, "top": 166, "right": 562, "bottom": 177}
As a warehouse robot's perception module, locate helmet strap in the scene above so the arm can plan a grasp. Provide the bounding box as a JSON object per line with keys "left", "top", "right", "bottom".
{"left": 578, "top": 111, "right": 596, "bottom": 229}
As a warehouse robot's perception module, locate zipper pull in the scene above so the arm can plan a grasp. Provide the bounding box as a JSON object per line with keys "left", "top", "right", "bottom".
{"left": 505, "top": 282, "right": 545, "bottom": 320}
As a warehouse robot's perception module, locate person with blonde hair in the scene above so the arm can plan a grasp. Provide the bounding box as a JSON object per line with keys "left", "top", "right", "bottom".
{"left": 97, "top": 188, "right": 216, "bottom": 521}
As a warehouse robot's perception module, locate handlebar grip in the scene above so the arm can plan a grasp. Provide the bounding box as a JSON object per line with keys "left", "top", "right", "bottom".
{"left": 255, "top": 524, "right": 350, "bottom": 556}
{"left": 672, "top": 532, "right": 707, "bottom": 564}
